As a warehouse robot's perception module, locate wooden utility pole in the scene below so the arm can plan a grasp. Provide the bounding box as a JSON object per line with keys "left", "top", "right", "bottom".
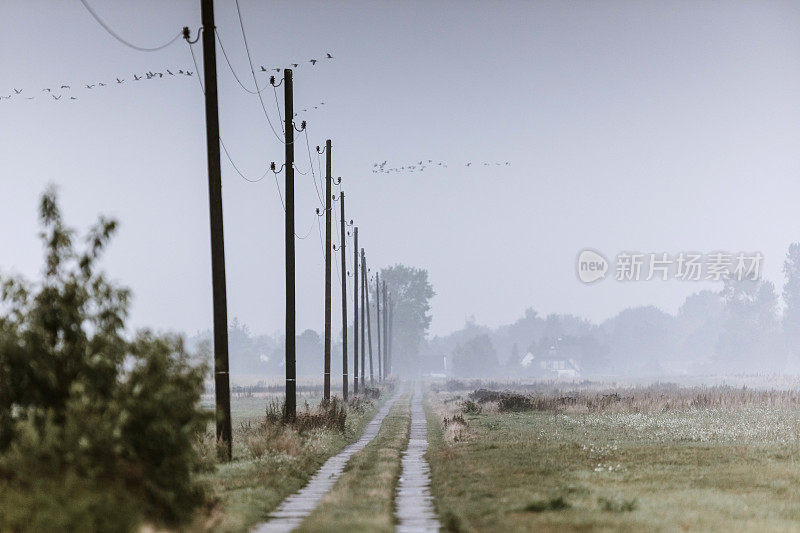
{"left": 383, "top": 280, "right": 388, "bottom": 377}
{"left": 200, "top": 0, "right": 231, "bottom": 461}
{"left": 387, "top": 292, "right": 393, "bottom": 375}
{"left": 376, "top": 272, "right": 382, "bottom": 381}
{"left": 360, "top": 252, "right": 366, "bottom": 387}
{"left": 353, "top": 227, "right": 359, "bottom": 394}
{"left": 284, "top": 69, "right": 296, "bottom": 421}
{"left": 323, "top": 140, "right": 332, "bottom": 402}
{"left": 363, "top": 251, "right": 374, "bottom": 385}
{"left": 339, "top": 193, "right": 348, "bottom": 400}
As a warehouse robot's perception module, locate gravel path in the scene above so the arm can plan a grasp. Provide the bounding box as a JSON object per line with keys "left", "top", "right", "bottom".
{"left": 252, "top": 388, "right": 403, "bottom": 533}
{"left": 395, "top": 382, "right": 440, "bottom": 533}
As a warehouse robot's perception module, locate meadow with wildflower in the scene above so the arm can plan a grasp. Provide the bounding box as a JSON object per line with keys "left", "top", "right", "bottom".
{"left": 426, "top": 381, "right": 800, "bottom": 531}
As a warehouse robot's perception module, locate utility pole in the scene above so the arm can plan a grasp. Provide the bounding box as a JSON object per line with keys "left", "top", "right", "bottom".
{"left": 363, "top": 251, "right": 374, "bottom": 385}
{"left": 387, "top": 292, "right": 393, "bottom": 375}
{"left": 200, "top": 0, "right": 231, "bottom": 461}
{"left": 376, "top": 272, "right": 382, "bottom": 381}
{"left": 339, "top": 193, "right": 348, "bottom": 400}
{"left": 353, "top": 227, "right": 359, "bottom": 394}
{"left": 284, "top": 69, "right": 296, "bottom": 421}
{"left": 383, "top": 280, "right": 388, "bottom": 378}
{"left": 323, "top": 140, "right": 332, "bottom": 402}
{"left": 360, "top": 252, "right": 366, "bottom": 387}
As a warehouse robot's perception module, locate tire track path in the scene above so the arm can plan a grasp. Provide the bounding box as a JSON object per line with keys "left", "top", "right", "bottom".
{"left": 395, "top": 382, "right": 439, "bottom": 532}
{"left": 253, "top": 388, "right": 403, "bottom": 533}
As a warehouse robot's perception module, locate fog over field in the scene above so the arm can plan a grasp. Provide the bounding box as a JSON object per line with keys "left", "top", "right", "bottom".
{"left": 5, "top": 1, "right": 800, "bottom": 531}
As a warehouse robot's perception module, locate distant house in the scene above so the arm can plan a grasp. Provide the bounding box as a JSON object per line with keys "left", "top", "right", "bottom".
{"left": 521, "top": 351, "right": 581, "bottom": 378}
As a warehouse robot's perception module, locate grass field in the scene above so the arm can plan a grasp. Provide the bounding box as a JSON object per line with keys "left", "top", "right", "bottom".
{"left": 190, "top": 389, "right": 389, "bottom": 532}
{"left": 425, "top": 382, "right": 800, "bottom": 532}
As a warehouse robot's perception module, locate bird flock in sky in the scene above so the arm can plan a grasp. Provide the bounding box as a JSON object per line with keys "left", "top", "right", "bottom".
{"left": 0, "top": 52, "right": 334, "bottom": 104}
{"left": 372, "top": 160, "right": 511, "bottom": 174}
{"left": 0, "top": 68, "right": 195, "bottom": 103}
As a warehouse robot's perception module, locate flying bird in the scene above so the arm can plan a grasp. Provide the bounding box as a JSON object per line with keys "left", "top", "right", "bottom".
{"left": 70, "top": 97, "right": 77, "bottom": 100}
{"left": 13, "top": 88, "right": 22, "bottom": 94}
{"left": 292, "top": 63, "right": 299, "bottom": 67}
{"left": 98, "top": 82, "right": 106, "bottom": 87}
{"left": 116, "top": 78, "right": 124, "bottom": 84}
{"left": 42, "top": 88, "right": 51, "bottom": 92}
{"left": 186, "top": 71, "right": 194, "bottom": 76}
{"left": 52, "top": 95, "right": 61, "bottom": 100}
{"left": 134, "top": 74, "right": 141, "bottom": 81}
{"left": 326, "top": 53, "right": 333, "bottom": 59}
{"left": 466, "top": 162, "right": 471, "bottom": 166}
{"left": 274, "top": 68, "right": 281, "bottom": 72}
{"left": 86, "top": 84, "right": 94, "bottom": 89}
{"left": 178, "top": 69, "right": 185, "bottom": 74}
{"left": 309, "top": 59, "right": 317, "bottom": 65}
{"left": 260, "top": 65, "right": 267, "bottom": 71}
{"left": 60, "top": 85, "right": 70, "bottom": 89}
{"left": 167, "top": 69, "right": 174, "bottom": 75}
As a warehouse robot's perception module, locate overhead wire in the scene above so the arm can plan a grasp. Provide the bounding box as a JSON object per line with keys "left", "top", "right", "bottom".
{"left": 78, "top": 0, "right": 183, "bottom": 52}
{"left": 233, "top": 0, "right": 290, "bottom": 144}
{"left": 214, "top": 29, "right": 269, "bottom": 94}
{"left": 188, "top": 38, "right": 318, "bottom": 238}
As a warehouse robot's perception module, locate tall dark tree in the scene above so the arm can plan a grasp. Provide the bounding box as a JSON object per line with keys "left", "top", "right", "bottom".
{"left": 716, "top": 277, "right": 780, "bottom": 372}
{"left": 783, "top": 243, "right": 800, "bottom": 359}
{"left": 373, "top": 264, "right": 435, "bottom": 375}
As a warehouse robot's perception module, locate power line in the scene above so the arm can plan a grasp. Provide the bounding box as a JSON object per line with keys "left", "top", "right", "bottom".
{"left": 187, "top": 31, "right": 323, "bottom": 240}
{"left": 272, "top": 85, "right": 285, "bottom": 133}
{"left": 78, "top": 0, "right": 183, "bottom": 52}
{"left": 233, "top": 0, "right": 289, "bottom": 144}
{"left": 220, "top": 139, "right": 268, "bottom": 182}
{"left": 214, "top": 29, "right": 269, "bottom": 94}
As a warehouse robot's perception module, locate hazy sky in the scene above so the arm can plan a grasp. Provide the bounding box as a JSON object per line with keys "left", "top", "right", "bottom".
{"left": 3, "top": 0, "right": 800, "bottom": 338}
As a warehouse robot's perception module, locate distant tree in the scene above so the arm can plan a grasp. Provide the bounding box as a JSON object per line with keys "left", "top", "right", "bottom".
{"left": 599, "top": 306, "right": 675, "bottom": 375}
{"left": 375, "top": 264, "right": 435, "bottom": 374}
{"left": 716, "top": 278, "right": 781, "bottom": 372}
{"left": 674, "top": 290, "right": 723, "bottom": 371}
{"left": 783, "top": 243, "right": 800, "bottom": 358}
{"left": 452, "top": 334, "right": 499, "bottom": 377}
{"left": 0, "top": 188, "right": 207, "bottom": 530}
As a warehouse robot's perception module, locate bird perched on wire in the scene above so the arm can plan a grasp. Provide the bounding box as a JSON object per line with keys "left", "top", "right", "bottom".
{"left": 292, "top": 63, "right": 299, "bottom": 67}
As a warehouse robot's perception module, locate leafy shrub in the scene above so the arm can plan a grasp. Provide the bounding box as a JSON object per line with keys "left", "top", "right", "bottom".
{"left": 0, "top": 188, "right": 208, "bottom": 530}
{"left": 598, "top": 495, "right": 638, "bottom": 512}
{"left": 523, "top": 496, "right": 571, "bottom": 512}
{"left": 461, "top": 400, "right": 482, "bottom": 414}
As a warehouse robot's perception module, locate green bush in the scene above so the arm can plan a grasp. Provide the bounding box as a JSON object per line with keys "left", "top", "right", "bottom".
{"left": 0, "top": 187, "right": 208, "bottom": 530}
